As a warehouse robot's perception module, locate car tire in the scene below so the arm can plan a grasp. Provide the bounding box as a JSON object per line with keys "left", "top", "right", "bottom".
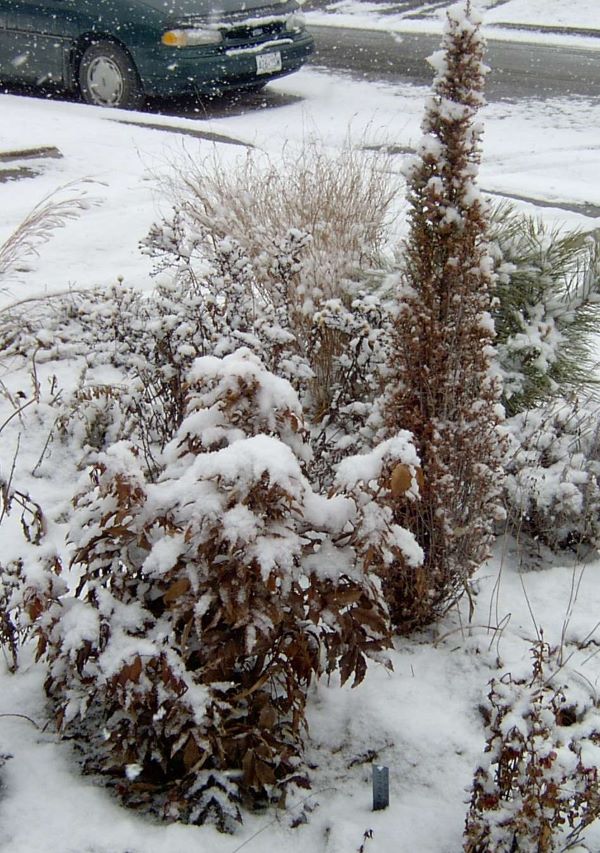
{"left": 78, "top": 41, "right": 144, "bottom": 110}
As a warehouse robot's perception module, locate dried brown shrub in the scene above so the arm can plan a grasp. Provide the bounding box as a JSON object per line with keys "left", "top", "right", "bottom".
{"left": 464, "top": 640, "right": 600, "bottom": 853}
{"left": 41, "top": 350, "right": 391, "bottom": 828}
{"left": 383, "top": 3, "right": 504, "bottom": 632}
{"left": 146, "top": 140, "right": 397, "bottom": 443}
{"left": 0, "top": 484, "right": 64, "bottom": 672}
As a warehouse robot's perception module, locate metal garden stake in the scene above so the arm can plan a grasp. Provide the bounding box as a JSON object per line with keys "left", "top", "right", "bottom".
{"left": 372, "top": 765, "right": 389, "bottom": 810}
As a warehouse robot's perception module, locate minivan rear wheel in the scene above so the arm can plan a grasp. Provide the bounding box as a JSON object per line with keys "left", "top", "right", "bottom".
{"left": 78, "top": 41, "right": 144, "bottom": 110}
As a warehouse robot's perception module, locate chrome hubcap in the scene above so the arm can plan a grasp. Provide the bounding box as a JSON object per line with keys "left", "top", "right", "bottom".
{"left": 86, "top": 56, "right": 124, "bottom": 106}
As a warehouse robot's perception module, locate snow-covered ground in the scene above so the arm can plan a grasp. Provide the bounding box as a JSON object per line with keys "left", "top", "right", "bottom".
{"left": 1, "top": 8, "right": 600, "bottom": 853}
{"left": 0, "top": 65, "right": 598, "bottom": 310}
{"left": 306, "top": 0, "right": 600, "bottom": 47}
{"left": 312, "top": 0, "right": 599, "bottom": 27}
{"left": 481, "top": 0, "right": 598, "bottom": 28}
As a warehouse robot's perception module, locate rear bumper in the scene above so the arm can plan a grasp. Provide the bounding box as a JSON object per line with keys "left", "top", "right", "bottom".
{"left": 134, "top": 32, "right": 314, "bottom": 97}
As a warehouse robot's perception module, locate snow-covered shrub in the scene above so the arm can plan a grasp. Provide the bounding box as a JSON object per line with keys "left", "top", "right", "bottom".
{"left": 0, "top": 180, "right": 98, "bottom": 368}
{"left": 144, "top": 224, "right": 393, "bottom": 487}
{"left": 154, "top": 140, "right": 396, "bottom": 307}
{"left": 0, "top": 280, "right": 148, "bottom": 368}
{"left": 381, "top": 2, "right": 504, "bottom": 632}
{"left": 0, "top": 192, "right": 74, "bottom": 672}
{"left": 307, "top": 292, "right": 393, "bottom": 485}
{"left": 464, "top": 640, "right": 600, "bottom": 853}
{"left": 333, "top": 434, "right": 425, "bottom": 622}
{"left": 57, "top": 383, "right": 129, "bottom": 461}
{"left": 0, "top": 486, "right": 64, "bottom": 672}
{"left": 490, "top": 204, "right": 600, "bottom": 416}
{"left": 503, "top": 397, "right": 600, "bottom": 551}
{"left": 42, "top": 350, "right": 392, "bottom": 828}
{"left": 143, "top": 142, "right": 397, "bottom": 482}
{"left": 1, "top": 246, "right": 390, "bottom": 494}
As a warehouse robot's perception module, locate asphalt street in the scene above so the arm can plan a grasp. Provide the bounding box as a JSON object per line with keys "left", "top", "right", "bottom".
{"left": 308, "top": 24, "right": 600, "bottom": 101}
{"left": 303, "top": 22, "right": 600, "bottom": 217}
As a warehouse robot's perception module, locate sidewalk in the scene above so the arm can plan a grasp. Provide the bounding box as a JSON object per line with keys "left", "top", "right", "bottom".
{"left": 303, "top": 1, "right": 600, "bottom": 45}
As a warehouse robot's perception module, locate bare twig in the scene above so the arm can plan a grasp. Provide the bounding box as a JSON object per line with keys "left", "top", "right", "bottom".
{"left": 0, "top": 712, "right": 41, "bottom": 730}
{"left": 230, "top": 787, "right": 337, "bottom": 853}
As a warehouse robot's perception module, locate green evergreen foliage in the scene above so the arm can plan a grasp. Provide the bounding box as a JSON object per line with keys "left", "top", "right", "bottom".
{"left": 490, "top": 203, "right": 600, "bottom": 415}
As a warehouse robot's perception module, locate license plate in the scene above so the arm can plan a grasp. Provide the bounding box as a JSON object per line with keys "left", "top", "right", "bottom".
{"left": 256, "top": 51, "right": 282, "bottom": 75}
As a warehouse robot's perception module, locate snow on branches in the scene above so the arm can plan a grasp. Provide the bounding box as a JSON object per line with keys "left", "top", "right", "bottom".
{"left": 489, "top": 205, "right": 600, "bottom": 416}
{"left": 0, "top": 485, "right": 64, "bottom": 673}
{"left": 503, "top": 396, "right": 600, "bottom": 552}
{"left": 383, "top": 1, "right": 505, "bottom": 631}
{"left": 465, "top": 640, "right": 600, "bottom": 853}
{"left": 143, "top": 146, "right": 395, "bottom": 488}
{"left": 42, "top": 350, "right": 396, "bottom": 827}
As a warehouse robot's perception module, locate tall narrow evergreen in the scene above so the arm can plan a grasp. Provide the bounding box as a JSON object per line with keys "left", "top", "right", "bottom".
{"left": 384, "top": 2, "right": 504, "bottom": 631}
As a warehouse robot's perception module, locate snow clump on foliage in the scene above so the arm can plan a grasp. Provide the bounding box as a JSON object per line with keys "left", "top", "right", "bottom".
{"left": 36, "top": 349, "right": 416, "bottom": 827}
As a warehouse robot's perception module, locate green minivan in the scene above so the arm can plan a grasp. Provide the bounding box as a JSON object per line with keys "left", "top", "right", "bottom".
{"left": 0, "top": 0, "right": 314, "bottom": 109}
